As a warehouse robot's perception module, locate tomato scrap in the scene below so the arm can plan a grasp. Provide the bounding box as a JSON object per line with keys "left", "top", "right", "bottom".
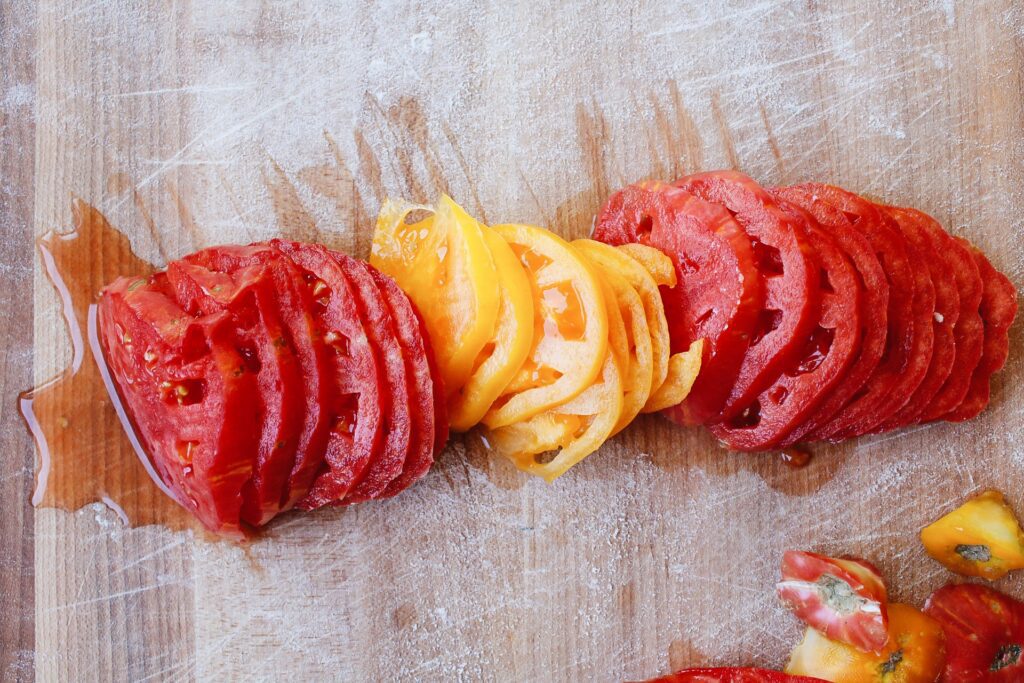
{"left": 785, "top": 603, "right": 946, "bottom": 683}
{"left": 920, "top": 489, "right": 1024, "bottom": 580}
{"left": 776, "top": 550, "right": 889, "bottom": 653}
{"left": 924, "top": 583, "right": 1024, "bottom": 682}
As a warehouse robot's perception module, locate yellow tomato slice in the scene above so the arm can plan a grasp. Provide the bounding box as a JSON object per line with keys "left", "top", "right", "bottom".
{"left": 482, "top": 224, "right": 608, "bottom": 429}
{"left": 602, "top": 244, "right": 672, "bottom": 397}
{"left": 644, "top": 339, "right": 704, "bottom": 412}
{"left": 448, "top": 225, "right": 535, "bottom": 432}
{"left": 487, "top": 350, "right": 623, "bottom": 482}
{"left": 371, "top": 196, "right": 500, "bottom": 397}
{"left": 573, "top": 240, "right": 654, "bottom": 435}
{"left": 617, "top": 243, "right": 677, "bottom": 287}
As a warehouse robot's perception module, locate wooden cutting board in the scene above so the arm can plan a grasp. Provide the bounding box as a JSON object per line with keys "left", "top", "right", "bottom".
{"left": 5, "top": 1, "right": 1023, "bottom": 680}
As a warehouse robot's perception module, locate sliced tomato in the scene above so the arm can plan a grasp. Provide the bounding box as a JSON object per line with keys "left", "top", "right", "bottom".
{"left": 776, "top": 550, "right": 889, "bottom": 653}
{"left": 924, "top": 583, "right": 1024, "bottom": 682}
{"left": 784, "top": 184, "right": 923, "bottom": 440}
{"left": 98, "top": 275, "right": 260, "bottom": 537}
{"left": 594, "top": 181, "right": 763, "bottom": 424}
{"left": 876, "top": 206, "right": 957, "bottom": 429}
{"left": 166, "top": 255, "right": 304, "bottom": 527}
{"left": 178, "top": 244, "right": 334, "bottom": 509}
{"left": 712, "top": 201, "right": 862, "bottom": 450}
{"left": 920, "top": 489, "right": 1024, "bottom": 580}
{"left": 333, "top": 254, "right": 412, "bottom": 503}
{"left": 786, "top": 603, "right": 946, "bottom": 683}
{"left": 943, "top": 242, "right": 1018, "bottom": 421}
{"left": 673, "top": 171, "right": 820, "bottom": 422}
{"left": 917, "top": 226, "right": 984, "bottom": 421}
{"left": 769, "top": 186, "right": 889, "bottom": 447}
{"left": 641, "top": 668, "right": 828, "bottom": 682}
{"left": 371, "top": 267, "right": 438, "bottom": 498}
{"left": 272, "top": 240, "right": 385, "bottom": 509}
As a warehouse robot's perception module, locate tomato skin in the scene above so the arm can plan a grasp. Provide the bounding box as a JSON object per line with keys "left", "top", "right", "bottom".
{"left": 641, "top": 667, "right": 827, "bottom": 683}
{"left": 777, "top": 550, "right": 889, "bottom": 653}
{"left": 924, "top": 583, "right": 1024, "bottom": 682}
{"left": 785, "top": 603, "right": 945, "bottom": 683}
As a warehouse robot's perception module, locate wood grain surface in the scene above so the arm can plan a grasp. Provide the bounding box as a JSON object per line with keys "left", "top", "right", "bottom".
{"left": 4, "top": 1, "right": 1024, "bottom": 681}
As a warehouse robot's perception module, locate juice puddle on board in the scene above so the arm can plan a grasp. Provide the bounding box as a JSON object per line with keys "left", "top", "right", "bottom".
{"left": 18, "top": 200, "right": 200, "bottom": 532}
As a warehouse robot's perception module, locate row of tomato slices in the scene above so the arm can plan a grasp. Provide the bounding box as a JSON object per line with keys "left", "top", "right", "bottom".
{"left": 593, "top": 172, "right": 1018, "bottom": 450}
{"left": 98, "top": 171, "right": 1017, "bottom": 535}
{"left": 369, "top": 197, "right": 703, "bottom": 480}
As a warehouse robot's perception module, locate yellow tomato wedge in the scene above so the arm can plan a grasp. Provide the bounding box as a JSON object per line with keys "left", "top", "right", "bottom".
{"left": 573, "top": 240, "right": 654, "bottom": 435}
{"left": 447, "top": 226, "right": 534, "bottom": 431}
{"left": 487, "top": 351, "right": 623, "bottom": 482}
{"left": 371, "top": 196, "right": 500, "bottom": 398}
{"left": 785, "top": 603, "right": 945, "bottom": 683}
{"left": 482, "top": 224, "right": 608, "bottom": 429}
{"left": 920, "top": 489, "right": 1024, "bottom": 580}
{"left": 645, "top": 338, "right": 704, "bottom": 412}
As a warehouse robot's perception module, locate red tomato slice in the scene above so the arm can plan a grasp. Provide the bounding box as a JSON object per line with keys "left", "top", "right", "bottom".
{"left": 875, "top": 206, "right": 956, "bottom": 429}
{"left": 786, "top": 184, "right": 924, "bottom": 440}
{"left": 98, "top": 275, "right": 260, "bottom": 537}
{"left": 272, "top": 241, "right": 385, "bottom": 509}
{"left": 924, "top": 583, "right": 1024, "bottom": 682}
{"left": 711, "top": 201, "right": 862, "bottom": 450}
{"left": 673, "top": 172, "right": 820, "bottom": 423}
{"left": 769, "top": 187, "right": 889, "bottom": 447}
{"left": 166, "top": 256, "right": 304, "bottom": 527}
{"left": 641, "top": 668, "right": 828, "bottom": 683}
{"left": 776, "top": 550, "right": 889, "bottom": 653}
{"left": 917, "top": 226, "right": 984, "bottom": 421}
{"left": 593, "top": 181, "right": 763, "bottom": 424}
{"left": 334, "top": 254, "right": 412, "bottom": 503}
{"left": 370, "top": 267, "right": 439, "bottom": 498}
{"left": 943, "top": 243, "right": 1018, "bottom": 422}
{"left": 178, "top": 244, "right": 335, "bottom": 509}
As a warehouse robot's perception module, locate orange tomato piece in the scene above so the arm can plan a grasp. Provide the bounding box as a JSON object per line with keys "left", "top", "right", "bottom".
{"left": 618, "top": 243, "right": 677, "bottom": 287}
{"left": 482, "top": 224, "right": 608, "bottom": 429}
{"left": 370, "top": 196, "right": 500, "bottom": 398}
{"left": 447, "top": 225, "right": 534, "bottom": 431}
{"left": 574, "top": 239, "right": 654, "bottom": 435}
{"left": 785, "top": 603, "right": 946, "bottom": 683}
{"left": 920, "top": 489, "right": 1024, "bottom": 580}
{"left": 487, "top": 350, "right": 623, "bottom": 481}
{"left": 645, "top": 339, "right": 704, "bottom": 412}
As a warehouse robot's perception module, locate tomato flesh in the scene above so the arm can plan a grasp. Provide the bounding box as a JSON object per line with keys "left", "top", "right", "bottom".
{"left": 641, "top": 668, "right": 828, "bottom": 683}
{"left": 673, "top": 171, "right": 820, "bottom": 423}
{"left": 711, "top": 200, "right": 861, "bottom": 450}
{"left": 776, "top": 550, "right": 889, "bottom": 653}
{"left": 925, "top": 583, "right": 1024, "bottom": 682}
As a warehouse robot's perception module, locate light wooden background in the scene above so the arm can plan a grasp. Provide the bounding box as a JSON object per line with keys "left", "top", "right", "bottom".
{"left": 3, "top": 1, "right": 1023, "bottom": 681}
